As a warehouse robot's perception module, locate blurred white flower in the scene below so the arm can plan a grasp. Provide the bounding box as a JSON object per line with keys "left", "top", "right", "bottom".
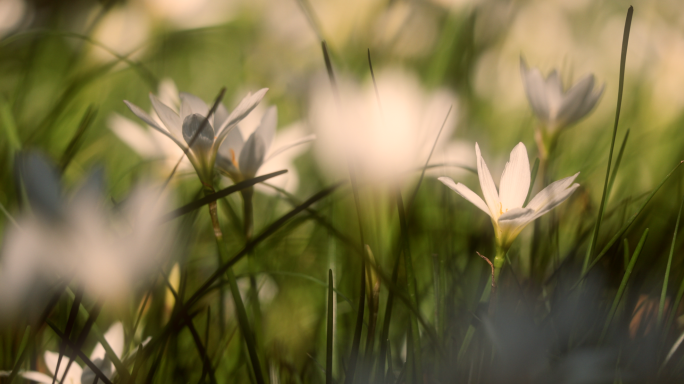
{"left": 309, "top": 68, "right": 458, "bottom": 185}
{"left": 0, "top": 154, "right": 174, "bottom": 313}
{"left": 0, "top": 0, "right": 27, "bottom": 37}
{"left": 141, "top": 0, "right": 243, "bottom": 29}
{"left": 124, "top": 86, "right": 268, "bottom": 186}
{"left": 216, "top": 106, "right": 314, "bottom": 192}
{"left": 14, "top": 322, "right": 124, "bottom": 384}
{"left": 439, "top": 142, "right": 579, "bottom": 249}
{"left": 521, "top": 58, "right": 604, "bottom": 131}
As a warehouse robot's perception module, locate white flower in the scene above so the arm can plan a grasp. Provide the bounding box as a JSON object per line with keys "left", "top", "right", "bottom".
{"left": 438, "top": 142, "right": 579, "bottom": 249}
{"left": 0, "top": 322, "right": 124, "bottom": 384}
{"left": 124, "top": 86, "right": 268, "bottom": 186}
{"left": 309, "top": 68, "right": 457, "bottom": 185}
{"left": 109, "top": 79, "right": 192, "bottom": 175}
{"left": 520, "top": 58, "right": 604, "bottom": 131}
{"left": 0, "top": 154, "right": 174, "bottom": 313}
{"left": 215, "top": 106, "right": 314, "bottom": 187}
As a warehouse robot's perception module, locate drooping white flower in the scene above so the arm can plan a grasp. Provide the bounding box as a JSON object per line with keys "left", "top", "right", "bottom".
{"left": 110, "top": 79, "right": 192, "bottom": 175}
{"left": 0, "top": 154, "right": 174, "bottom": 314}
{"left": 215, "top": 106, "right": 314, "bottom": 187}
{"left": 124, "top": 86, "right": 268, "bottom": 186}
{"left": 3, "top": 322, "right": 125, "bottom": 384}
{"left": 309, "top": 68, "right": 458, "bottom": 185}
{"left": 439, "top": 142, "right": 579, "bottom": 249}
{"left": 520, "top": 58, "right": 604, "bottom": 131}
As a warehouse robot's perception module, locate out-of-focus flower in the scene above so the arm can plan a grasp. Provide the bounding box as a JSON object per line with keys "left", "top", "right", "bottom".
{"left": 309, "top": 68, "right": 458, "bottom": 185}
{"left": 216, "top": 106, "right": 314, "bottom": 188}
{"left": 14, "top": 322, "right": 124, "bottom": 384}
{"left": 0, "top": 0, "right": 27, "bottom": 37}
{"left": 124, "top": 87, "right": 268, "bottom": 187}
{"left": 438, "top": 142, "right": 579, "bottom": 250}
{"left": 110, "top": 79, "right": 192, "bottom": 175}
{"left": 520, "top": 58, "right": 604, "bottom": 132}
{"left": 0, "top": 154, "right": 174, "bottom": 313}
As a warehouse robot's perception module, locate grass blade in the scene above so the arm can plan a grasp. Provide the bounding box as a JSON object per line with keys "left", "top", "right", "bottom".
{"left": 327, "top": 269, "right": 334, "bottom": 384}
{"left": 658, "top": 196, "right": 684, "bottom": 325}
{"left": 606, "top": 128, "right": 630, "bottom": 200}
{"left": 583, "top": 5, "right": 633, "bottom": 274}
{"left": 600, "top": 229, "right": 648, "bottom": 344}
{"left": 162, "top": 170, "right": 287, "bottom": 220}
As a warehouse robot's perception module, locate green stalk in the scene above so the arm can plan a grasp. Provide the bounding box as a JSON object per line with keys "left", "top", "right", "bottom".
{"left": 326, "top": 269, "right": 335, "bottom": 384}
{"left": 457, "top": 246, "right": 506, "bottom": 361}
{"left": 206, "top": 187, "right": 265, "bottom": 384}
{"left": 241, "top": 187, "right": 263, "bottom": 346}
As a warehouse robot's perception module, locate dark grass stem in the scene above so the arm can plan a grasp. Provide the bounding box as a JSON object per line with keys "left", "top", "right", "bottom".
{"left": 606, "top": 129, "right": 631, "bottom": 200}
{"left": 53, "top": 288, "right": 84, "bottom": 384}
{"left": 395, "top": 191, "right": 423, "bottom": 382}
{"left": 583, "top": 6, "right": 633, "bottom": 274}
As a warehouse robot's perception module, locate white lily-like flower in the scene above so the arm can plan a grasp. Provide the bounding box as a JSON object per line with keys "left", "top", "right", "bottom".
{"left": 520, "top": 58, "right": 604, "bottom": 132}
{"left": 438, "top": 142, "right": 579, "bottom": 250}
{"left": 110, "top": 79, "right": 192, "bottom": 175}
{"left": 215, "top": 106, "right": 315, "bottom": 185}
{"left": 0, "top": 322, "right": 124, "bottom": 384}
{"left": 124, "top": 87, "right": 268, "bottom": 187}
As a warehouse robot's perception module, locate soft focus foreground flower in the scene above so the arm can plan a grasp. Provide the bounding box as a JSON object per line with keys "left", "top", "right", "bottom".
{"left": 16, "top": 322, "right": 124, "bottom": 384}
{"left": 110, "top": 79, "right": 192, "bottom": 175}
{"left": 520, "top": 58, "right": 604, "bottom": 132}
{"left": 439, "top": 142, "right": 579, "bottom": 249}
{"left": 0, "top": 154, "right": 174, "bottom": 314}
{"left": 216, "top": 106, "right": 314, "bottom": 188}
{"left": 124, "top": 87, "right": 268, "bottom": 186}
{"left": 309, "top": 68, "right": 457, "bottom": 185}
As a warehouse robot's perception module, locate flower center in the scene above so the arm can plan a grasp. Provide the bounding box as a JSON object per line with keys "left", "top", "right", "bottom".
{"left": 499, "top": 203, "right": 508, "bottom": 215}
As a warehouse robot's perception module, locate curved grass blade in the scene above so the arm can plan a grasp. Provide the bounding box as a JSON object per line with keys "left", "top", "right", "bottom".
{"left": 59, "top": 105, "right": 97, "bottom": 172}
{"left": 583, "top": 6, "right": 633, "bottom": 274}
{"left": 162, "top": 170, "right": 287, "bottom": 220}
{"left": 658, "top": 196, "right": 684, "bottom": 325}
{"left": 599, "top": 229, "right": 648, "bottom": 344}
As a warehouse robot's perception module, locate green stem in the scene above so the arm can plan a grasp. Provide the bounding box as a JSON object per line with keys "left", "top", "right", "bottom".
{"left": 457, "top": 246, "right": 506, "bottom": 361}
{"left": 206, "top": 187, "right": 265, "bottom": 384}
{"left": 241, "top": 187, "right": 263, "bottom": 354}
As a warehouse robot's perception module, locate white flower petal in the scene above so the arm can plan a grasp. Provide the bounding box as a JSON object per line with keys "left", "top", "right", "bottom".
{"left": 527, "top": 172, "right": 580, "bottom": 214}
{"left": 90, "top": 322, "right": 124, "bottom": 362}
{"left": 438, "top": 177, "right": 490, "bottom": 217}
{"left": 149, "top": 94, "right": 182, "bottom": 140}
{"left": 557, "top": 74, "right": 595, "bottom": 125}
{"left": 255, "top": 106, "right": 277, "bottom": 152}
{"left": 179, "top": 92, "right": 209, "bottom": 120}
{"left": 531, "top": 182, "right": 579, "bottom": 221}
{"left": 215, "top": 88, "right": 269, "bottom": 143}
{"left": 498, "top": 142, "right": 530, "bottom": 212}
{"left": 20, "top": 371, "right": 55, "bottom": 383}
{"left": 238, "top": 133, "right": 267, "bottom": 179}
{"left": 124, "top": 100, "right": 188, "bottom": 151}
{"left": 520, "top": 58, "right": 550, "bottom": 122}
{"left": 265, "top": 134, "right": 315, "bottom": 162}
{"left": 475, "top": 143, "right": 501, "bottom": 219}
{"left": 44, "top": 351, "right": 83, "bottom": 384}
{"left": 108, "top": 114, "right": 162, "bottom": 158}
{"left": 182, "top": 113, "right": 215, "bottom": 157}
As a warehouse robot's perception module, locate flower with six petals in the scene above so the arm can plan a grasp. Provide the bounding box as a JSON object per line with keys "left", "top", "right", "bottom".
{"left": 520, "top": 58, "right": 604, "bottom": 132}
{"left": 438, "top": 142, "right": 579, "bottom": 250}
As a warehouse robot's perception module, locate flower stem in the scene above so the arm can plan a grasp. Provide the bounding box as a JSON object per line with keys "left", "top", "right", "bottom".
{"left": 205, "top": 187, "right": 265, "bottom": 384}
{"left": 240, "top": 187, "right": 264, "bottom": 349}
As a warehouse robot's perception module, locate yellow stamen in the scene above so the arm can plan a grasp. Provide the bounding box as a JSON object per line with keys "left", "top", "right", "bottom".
{"left": 230, "top": 148, "right": 239, "bottom": 170}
